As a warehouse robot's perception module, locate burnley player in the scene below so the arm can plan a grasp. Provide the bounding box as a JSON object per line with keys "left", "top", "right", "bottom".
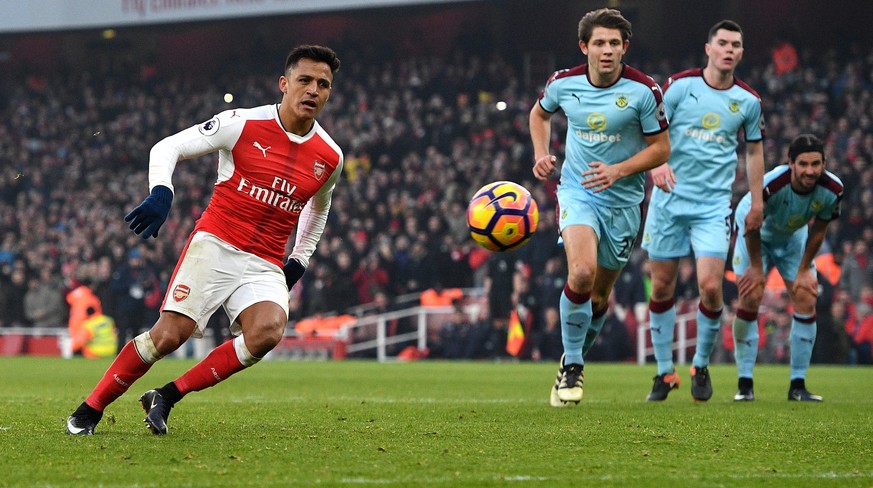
{"left": 530, "top": 7, "right": 670, "bottom": 406}
{"left": 731, "top": 134, "right": 842, "bottom": 402}
{"left": 66, "top": 45, "right": 343, "bottom": 435}
{"left": 641, "top": 20, "right": 766, "bottom": 402}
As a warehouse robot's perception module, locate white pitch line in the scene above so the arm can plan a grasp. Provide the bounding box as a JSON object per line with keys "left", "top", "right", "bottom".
{"left": 330, "top": 472, "right": 872, "bottom": 485}
{"left": 224, "top": 396, "right": 611, "bottom": 405}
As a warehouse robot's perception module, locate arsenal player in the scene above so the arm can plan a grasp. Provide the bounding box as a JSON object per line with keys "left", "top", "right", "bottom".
{"left": 66, "top": 45, "right": 343, "bottom": 435}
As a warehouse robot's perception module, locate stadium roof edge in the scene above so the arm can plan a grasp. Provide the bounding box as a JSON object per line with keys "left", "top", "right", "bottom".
{"left": 0, "top": 0, "right": 479, "bottom": 34}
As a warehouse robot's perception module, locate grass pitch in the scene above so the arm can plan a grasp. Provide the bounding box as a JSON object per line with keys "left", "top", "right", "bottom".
{"left": 0, "top": 357, "right": 870, "bottom": 487}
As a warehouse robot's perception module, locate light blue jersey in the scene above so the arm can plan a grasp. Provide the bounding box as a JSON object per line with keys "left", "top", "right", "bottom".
{"left": 732, "top": 165, "right": 843, "bottom": 280}
{"left": 643, "top": 69, "right": 764, "bottom": 260}
{"left": 538, "top": 63, "right": 668, "bottom": 208}
{"left": 655, "top": 68, "right": 764, "bottom": 204}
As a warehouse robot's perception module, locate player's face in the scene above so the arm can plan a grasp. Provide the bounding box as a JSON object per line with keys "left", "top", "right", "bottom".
{"left": 279, "top": 58, "right": 333, "bottom": 121}
{"left": 789, "top": 152, "right": 824, "bottom": 193}
{"left": 580, "top": 27, "right": 628, "bottom": 84}
{"left": 705, "top": 29, "right": 744, "bottom": 73}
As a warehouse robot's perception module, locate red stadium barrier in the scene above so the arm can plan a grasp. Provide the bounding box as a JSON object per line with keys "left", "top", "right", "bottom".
{"left": 269, "top": 336, "right": 347, "bottom": 360}
{"left": 0, "top": 328, "right": 67, "bottom": 357}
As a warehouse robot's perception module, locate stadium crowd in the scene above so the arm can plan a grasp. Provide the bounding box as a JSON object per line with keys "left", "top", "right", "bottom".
{"left": 1, "top": 38, "right": 872, "bottom": 364}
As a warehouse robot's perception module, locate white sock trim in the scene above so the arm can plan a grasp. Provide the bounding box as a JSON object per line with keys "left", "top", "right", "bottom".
{"left": 233, "top": 335, "right": 261, "bottom": 367}
{"left": 133, "top": 332, "right": 162, "bottom": 364}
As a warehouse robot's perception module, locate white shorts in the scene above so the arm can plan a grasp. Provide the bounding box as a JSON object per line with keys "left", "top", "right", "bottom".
{"left": 162, "top": 231, "right": 289, "bottom": 338}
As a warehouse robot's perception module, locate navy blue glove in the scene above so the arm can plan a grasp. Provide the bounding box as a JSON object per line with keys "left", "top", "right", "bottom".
{"left": 284, "top": 257, "right": 306, "bottom": 289}
{"left": 124, "top": 185, "right": 173, "bottom": 239}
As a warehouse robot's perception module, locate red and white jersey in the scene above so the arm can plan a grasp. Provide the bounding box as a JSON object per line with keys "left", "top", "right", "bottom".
{"left": 148, "top": 104, "right": 343, "bottom": 268}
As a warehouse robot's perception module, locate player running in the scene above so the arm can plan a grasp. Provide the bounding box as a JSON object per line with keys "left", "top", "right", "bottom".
{"left": 529, "top": 8, "right": 670, "bottom": 406}
{"left": 66, "top": 45, "right": 343, "bottom": 435}
{"left": 731, "top": 134, "right": 842, "bottom": 402}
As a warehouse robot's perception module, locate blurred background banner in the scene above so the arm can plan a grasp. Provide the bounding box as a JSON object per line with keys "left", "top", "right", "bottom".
{"left": 0, "top": 0, "right": 475, "bottom": 33}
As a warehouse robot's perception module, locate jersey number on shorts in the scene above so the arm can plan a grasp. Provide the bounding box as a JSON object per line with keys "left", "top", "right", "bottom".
{"left": 619, "top": 237, "right": 634, "bottom": 260}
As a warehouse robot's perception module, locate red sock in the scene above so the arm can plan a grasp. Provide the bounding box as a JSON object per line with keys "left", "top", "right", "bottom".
{"left": 174, "top": 339, "right": 247, "bottom": 395}
{"left": 85, "top": 341, "right": 153, "bottom": 411}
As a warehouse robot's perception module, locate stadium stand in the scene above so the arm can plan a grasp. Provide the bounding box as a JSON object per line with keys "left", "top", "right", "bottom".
{"left": 1, "top": 2, "right": 871, "bottom": 363}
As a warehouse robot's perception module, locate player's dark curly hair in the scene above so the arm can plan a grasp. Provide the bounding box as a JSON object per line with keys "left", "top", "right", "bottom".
{"left": 789, "top": 134, "right": 825, "bottom": 162}
{"left": 578, "top": 8, "right": 632, "bottom": 43}
{"left": 284, "top": 45, "right": 341, "bottom": 74}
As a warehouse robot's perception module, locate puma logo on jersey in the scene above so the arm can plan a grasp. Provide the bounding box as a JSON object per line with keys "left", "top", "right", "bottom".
{"left": 689, "top": 92, "right": 699, "bottom": 103}
{"left": 253, "top": 141, "right": 272, "bottom": 157}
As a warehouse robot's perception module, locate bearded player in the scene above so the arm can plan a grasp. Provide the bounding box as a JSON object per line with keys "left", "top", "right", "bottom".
{"left": 731, "top": 134, "right": 842, "bottom": 402}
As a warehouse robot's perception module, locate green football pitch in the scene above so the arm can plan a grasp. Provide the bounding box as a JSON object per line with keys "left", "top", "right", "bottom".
{"left": 0, "top": 357, "right": 870, "bottom": 487}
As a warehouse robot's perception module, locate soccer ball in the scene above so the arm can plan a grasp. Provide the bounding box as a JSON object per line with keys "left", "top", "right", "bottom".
{"left": 466, "top": 181, "right": 539, "bottom": 252}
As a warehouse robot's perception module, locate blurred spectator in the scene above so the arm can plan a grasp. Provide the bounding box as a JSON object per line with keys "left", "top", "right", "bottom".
{"left": 511, "top": 263, "right": 539, "bottom": 359}
{"left": 853, "top": 289, "right": 873, "bottom": 365}
{"left": 396, "top": 238, "right": 436, "bottom": 294}
{"left": 839, "top": 240, "right": 873, "bottom": 302}
{"left": 24, "top": 267, "right": 66, "bottom": 328}
{"left": 484, "top": 251, "right": 517, "bottom": 336}
{"left": 530, "top": 306, "right": 562, "bottom": 362}
{"left": 535, "top": 256, "right": 565, "bottom": 313}
{"left": 300, "top": 258, "right": 331, "bottom": 316}
{"left": 352, "top": 252, "right": 390, "bottom": 305}
{"left": 3, "top": 266, "right": 29, "bottom": 327}
{"left": 433, "top": 234, "right": 474, "bottom": 289}
{"left": 613, "top": 249, "right": 649, "bottom": 312}
{"left": 765, "top": 309, "right": 792, "bottom": 364}
{"left": 771, "top": 39, "right": 798, "bottom": 75}
{"left": 468, "top": 315, "right": 507, "bottom": 360}
{"left": 516, "top": 208, "right": 562, "bottom": 278}
{"left": 674, "top": 257, "right": 699, "bottom": 304}
{"left": 1, "top": 34, "right": 872, "bottom": 367}
{"left": 325, "top": 249, "right": 359, "bottom": 312}
{"left": 584, "top": 307, "right": 634, "bottom": 362}
{"left": 66, "top": 280, "right": 101, "bottom": 342}
{"left": 439, "top": 300, "right": 477, "bottom": 359}
{"left": 71, "top": 306, "right": 119, "bottom": 359}
{"left": 420, "top": 284, "right": 464, "bottom": 307}
{"left": 852, "top": 303, "right": 873, "bottom": 364}
{"left": 109, "top": 248, "right": 162, "bottom": 350}
{"left": 822, "top": 293, "right": 854, "bottom": 364}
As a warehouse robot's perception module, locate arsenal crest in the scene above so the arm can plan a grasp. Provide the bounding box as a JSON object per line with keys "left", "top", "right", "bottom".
{"left": 313, "top": 160, "right": 326, "bottom": 181}
{"left": 173, "top": 284, "right": 190, "bottom": 302}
